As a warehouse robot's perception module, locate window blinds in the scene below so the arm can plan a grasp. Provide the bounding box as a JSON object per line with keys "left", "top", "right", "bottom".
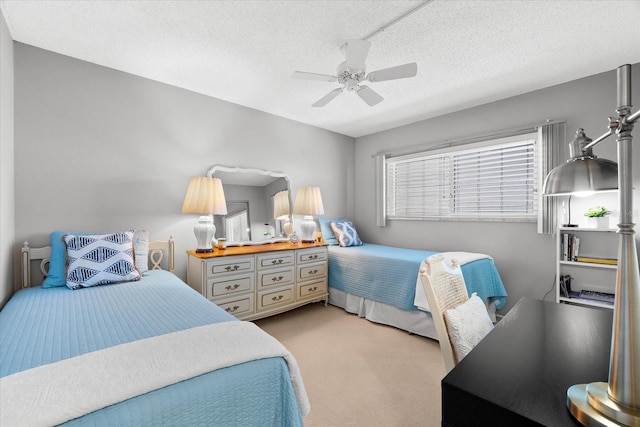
{"left": 386, "top": 134, "right": 539, "bottom": 221}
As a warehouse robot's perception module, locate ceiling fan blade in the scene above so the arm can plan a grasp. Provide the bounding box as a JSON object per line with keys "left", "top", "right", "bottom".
{"left": 312, "top": 88, "right": 343, "bottom": 107}
{"left": 356, "top": 85, "right": 384, "bottom": 106}
{"left": 344, "top": 39, "right": 371, "bottom": 72}
{"left": 366, "top": 62, "right": 418, "bottom": 82}
{"left": 292, "top": 71, "right": 337, "bottom": 82}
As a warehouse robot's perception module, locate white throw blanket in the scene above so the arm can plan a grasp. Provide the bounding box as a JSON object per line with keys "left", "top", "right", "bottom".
{"left": 414, "top": 251, "right": 491, "bottom": 312}
{"left": 0, "top": 321, "right": 310, "bottom": 427}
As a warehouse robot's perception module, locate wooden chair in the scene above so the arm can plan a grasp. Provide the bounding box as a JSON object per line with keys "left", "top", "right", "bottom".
{"left": 419, "top": 254, "right": 470, "bottom": 373}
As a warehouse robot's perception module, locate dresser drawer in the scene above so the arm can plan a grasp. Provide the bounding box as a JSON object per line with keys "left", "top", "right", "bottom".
{"left": 257, "top": 251, "right": 294, "bottom": 268}
{"left": 207, "top": 273, "right": 254, "bottom": 299}
{"left": 297, "top": 262, "right": 327, "bottom": 281}
{"left": 215, "top": 294, "right": 254, "bottom": 318}
{"left": 258, "top": 267, "right": 295, "bottom": 289}
{"left": 206, "top": 256, "right": 254, "bottom": 277}
{"left": 298, "top": 279, "right": 327, "bottom": 300}
{"left": 297, "top": 247, "right": 327, "bottom": 264}
{"left": 257, "top": 286, "right": 294, "bottom": 311}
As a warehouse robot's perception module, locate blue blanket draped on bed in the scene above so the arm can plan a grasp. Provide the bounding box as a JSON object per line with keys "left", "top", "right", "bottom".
{"left": 328, "top": 243, "right": 507, "bottom": 311}
{"left": 0, "top": 270, "right": 303, "bottom": 426}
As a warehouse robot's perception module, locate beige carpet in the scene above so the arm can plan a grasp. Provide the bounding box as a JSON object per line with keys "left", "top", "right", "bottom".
{"left": 255, "top": 302, "right": 445, "bottom": 427}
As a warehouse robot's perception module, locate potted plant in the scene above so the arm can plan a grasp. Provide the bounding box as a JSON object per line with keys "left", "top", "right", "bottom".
{"left": 585, "top": 206, "right": 610, "bottom": 228}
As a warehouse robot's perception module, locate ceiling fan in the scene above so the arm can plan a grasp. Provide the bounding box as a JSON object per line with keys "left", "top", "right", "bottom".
{"left": 292, "top": 39, "right": 418, "bottom": 107}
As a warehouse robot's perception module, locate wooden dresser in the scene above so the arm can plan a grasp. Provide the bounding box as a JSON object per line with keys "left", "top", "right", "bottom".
{"left": 186, "top": 242, "right": 328, "bottom": 320}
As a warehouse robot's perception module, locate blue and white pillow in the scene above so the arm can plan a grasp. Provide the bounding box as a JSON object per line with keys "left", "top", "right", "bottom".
{"left": 64, "top": 231, "right": 141, "bottom": 289}
{"left": 42, "top": 230, "right": 149, "bottom": 288}
{"left": 329, "top": 220, "right": 363, "bottom": 247}
{"left": 318, "top": 217, "right": 348, "bottom": 246}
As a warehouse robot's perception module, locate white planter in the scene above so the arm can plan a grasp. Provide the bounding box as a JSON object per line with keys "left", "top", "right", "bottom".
{"left": 587, "top": 217, "right": 609, "bottom": 229}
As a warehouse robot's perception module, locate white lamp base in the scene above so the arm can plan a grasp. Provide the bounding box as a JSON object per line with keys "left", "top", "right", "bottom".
{"left": 194, "top": 215, "right": 215, "bottom": 253}
{"left": 299, "top": 215, "right": 316, "bottom": 243}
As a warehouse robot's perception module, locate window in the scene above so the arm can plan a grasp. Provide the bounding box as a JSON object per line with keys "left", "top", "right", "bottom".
{"left": 385, "top": 133, "right": 539, "bottom": 221}
{"left": 225, "top": 210, "right": 249, "bottom": 241}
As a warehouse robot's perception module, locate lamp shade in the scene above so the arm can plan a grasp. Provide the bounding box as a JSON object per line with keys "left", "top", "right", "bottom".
{"left": 273, "top": 190, "right": 290, "bottom": 219}
{"left": 542, "top": 129, "right": 618, "bottom": 196}
{"left": 293, "top": 187, "right": 324, "bottom": 216}
{"left": 181, "top": 177, "right": 228, "bottom": 215}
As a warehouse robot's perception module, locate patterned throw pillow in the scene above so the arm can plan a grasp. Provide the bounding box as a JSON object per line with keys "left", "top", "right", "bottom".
{"left": 64, "top": 231, "right": 141, "bottom": 289}
{"left": 43, "top": 230, "right": 149, "bottom": 288}
{"left": 329, "top": 220, "right": 363, "bottom": 247}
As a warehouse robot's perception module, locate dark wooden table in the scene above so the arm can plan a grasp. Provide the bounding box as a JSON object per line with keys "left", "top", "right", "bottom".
{"left": 442, "top": 297, "right": 613, "bottom": 426}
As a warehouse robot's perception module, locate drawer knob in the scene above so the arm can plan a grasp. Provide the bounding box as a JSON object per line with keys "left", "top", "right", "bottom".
{"left": 271, "top": 276, "right": 284, "bottom": 282}
{"left": 225, "top": 284, "right": 240, "bottom": 291}
{"left": 307, "top": 254, "right": 318, "bottom": 260}
{"left": 308, "top": 269, "right": 318, "bottom": 275}
{"left": 224, "top": 265, "right": 240, "bottom": 272}
{"left": 271, "top": 259, "right": 284, "bottom": 265}
{"left": 310, "top": 286, "right": 318, "bottom": 292}
{"left": 226, "top": 305, "right": 240, "bottom": 313}
{"left": 272, "top": 295, "right": 284, "bottom": 302}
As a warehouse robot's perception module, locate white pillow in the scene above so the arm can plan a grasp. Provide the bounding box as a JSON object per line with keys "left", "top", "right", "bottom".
{"left": 444, "top": 293, "right": 494, "bottom": 363}
{"left": 133, "top": 230, "right": 149, "bottom": 273}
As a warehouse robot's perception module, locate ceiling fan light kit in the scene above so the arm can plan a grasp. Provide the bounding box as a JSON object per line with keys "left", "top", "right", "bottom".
{"left": 293, "top": 38, "right": 418, "bottom": 108}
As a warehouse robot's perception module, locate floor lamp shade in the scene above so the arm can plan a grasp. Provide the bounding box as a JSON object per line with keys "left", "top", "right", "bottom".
{"left": 182, "top": 177, "right": 227, "bottom": 253}
{"left": 293, "top": 187, "right": 324, "bottom": 243}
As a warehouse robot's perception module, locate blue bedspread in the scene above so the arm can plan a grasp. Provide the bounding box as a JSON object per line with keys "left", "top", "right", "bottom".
{"left": 0, "top": 270, "right": 304, "bottom": 426}
{"left": 328, "top": 243, "right": 507, "bottom": 311}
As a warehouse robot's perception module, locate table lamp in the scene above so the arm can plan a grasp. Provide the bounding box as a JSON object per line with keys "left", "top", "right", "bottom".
{"left": 182, "top": 176, "right": 227, "bottom": 253}
{"left": 293, "top": 187, "right": 324, "bottom": 243}
{"left": 542, "top": 64, "right": 639, "bottom": 426}
{"left": 273, "top": 190, "right": 292, "bottom": 237}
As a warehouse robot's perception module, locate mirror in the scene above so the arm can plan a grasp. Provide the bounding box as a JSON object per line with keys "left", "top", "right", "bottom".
{"left": 207, "top": 165, "right": 292, "bottom": 246}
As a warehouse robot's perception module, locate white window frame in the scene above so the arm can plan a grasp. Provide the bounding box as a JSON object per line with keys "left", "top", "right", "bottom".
{"left": 385, "top": 132, "right": 540, "bottom": 222}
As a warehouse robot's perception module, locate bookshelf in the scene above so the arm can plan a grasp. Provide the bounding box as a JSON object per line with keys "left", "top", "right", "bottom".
{"left": 556, "top": 227, "right": 617, "bottom": 309}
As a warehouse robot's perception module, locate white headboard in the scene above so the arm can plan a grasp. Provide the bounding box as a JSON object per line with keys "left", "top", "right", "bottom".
{"left": 20, "top": 236, "right": 175, "bottom": 288}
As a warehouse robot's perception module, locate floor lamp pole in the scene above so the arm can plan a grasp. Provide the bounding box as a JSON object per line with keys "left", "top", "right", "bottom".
{"left": 567, "top": 64, "right": 639, "bottom": 426}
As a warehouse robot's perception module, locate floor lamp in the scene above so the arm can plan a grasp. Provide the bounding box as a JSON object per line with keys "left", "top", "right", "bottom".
{"left": 543, "top": 64, "right": 639, "bottom": 426}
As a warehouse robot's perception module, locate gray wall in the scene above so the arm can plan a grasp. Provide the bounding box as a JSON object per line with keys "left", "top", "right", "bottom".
{"left": 0, "top": 11, "right": 15, "bottom": 307}
{"left": 354, "top": 64, "right": 640, "bottom": 313}
{"left": 13, "top": 43, "right": 355, "bottom": 286}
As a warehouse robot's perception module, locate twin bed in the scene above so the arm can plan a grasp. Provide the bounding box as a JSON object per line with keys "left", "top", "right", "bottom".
{"left": 1, "top": 233, "right": 308, "bottom": 426}
{"left": 321, "top": 220, "right": 508, "bottom": 339}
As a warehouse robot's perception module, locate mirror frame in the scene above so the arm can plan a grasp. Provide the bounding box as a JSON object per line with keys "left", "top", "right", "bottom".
{"left": 206, "top": 165, "right": 292, "bottom": 246}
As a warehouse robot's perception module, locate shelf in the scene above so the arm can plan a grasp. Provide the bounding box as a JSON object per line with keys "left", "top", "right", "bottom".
{"left": 559, "top": 227, "right": 616, "bottom": 232}
{"left": 559, "top": 260, "right": 618, "bottom": 270}
{"left": 559, "top": 296, "right": 614, "bottom": 310}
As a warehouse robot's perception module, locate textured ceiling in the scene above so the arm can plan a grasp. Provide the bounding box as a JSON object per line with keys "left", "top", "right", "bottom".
{"left": 1, "top": 0, "right": 640, "bottom": 138}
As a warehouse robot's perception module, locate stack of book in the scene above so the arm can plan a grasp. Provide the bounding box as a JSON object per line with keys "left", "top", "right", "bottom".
{"left": 560, "top": 233, "right": 580, "bottom": 261}
{"left": 568, "top": 290, "right": 615, "bottom": 305}
{"left": 575, "top": 256, "right": 617, "bottom": 265}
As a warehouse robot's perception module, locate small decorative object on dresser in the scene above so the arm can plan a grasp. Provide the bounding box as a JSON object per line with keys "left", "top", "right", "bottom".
{"left": 186, "top": 241, "right": 328, "bottom": 320}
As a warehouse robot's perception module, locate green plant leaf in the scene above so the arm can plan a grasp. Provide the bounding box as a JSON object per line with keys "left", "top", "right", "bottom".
{"left": 584, "top": 206, "right": 609, "bottom": 217}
